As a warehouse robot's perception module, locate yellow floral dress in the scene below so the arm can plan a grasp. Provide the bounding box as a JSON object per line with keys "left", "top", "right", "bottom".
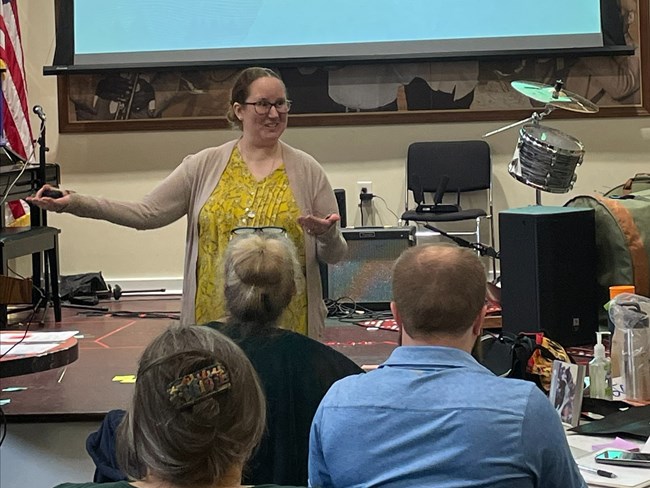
{"left": 195, "top": 146, "right": 308, "bottom": 334}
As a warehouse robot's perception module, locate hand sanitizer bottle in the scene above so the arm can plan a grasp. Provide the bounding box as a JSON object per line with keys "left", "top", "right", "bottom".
{"left": 589, "top": 331, "right": 612, "bottom": 400}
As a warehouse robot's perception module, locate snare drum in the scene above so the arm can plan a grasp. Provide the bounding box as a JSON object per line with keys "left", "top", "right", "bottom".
{"left": 509, "top": 124, "right": 585, "bottom": 193}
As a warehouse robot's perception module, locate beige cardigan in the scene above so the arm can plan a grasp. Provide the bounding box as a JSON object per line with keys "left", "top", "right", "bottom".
{"left": 63, "top": 139, "right": 347, "bottom": 338}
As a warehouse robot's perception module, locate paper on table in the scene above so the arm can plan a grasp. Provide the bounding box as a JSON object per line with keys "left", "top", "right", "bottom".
{"left": 0, "top": 331, "right": 79, "bottom": 343}
{"left": 112, "top": 375, "right": 137, "bottom": 384}
{"left": 576, "top": 449, "right": 650, "bottom": 488}
{"left": 0, "top": 343, "right": 63, "bottom": 356}
{"left": 593, "top": 437, "right": 644, "bottom": 453}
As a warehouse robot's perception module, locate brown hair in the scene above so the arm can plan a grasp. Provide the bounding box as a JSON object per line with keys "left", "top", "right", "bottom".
{"left": 116, "top": 325, "right": 266, "bottom": 487}
{"left": 226, "top": 67, "right": 285, "bottom": 129}
{"left": 223, "top": 233, "right": 303, "bottom": 331}
{"left": 392, "top": 245, "right": 486, "bottom": 339}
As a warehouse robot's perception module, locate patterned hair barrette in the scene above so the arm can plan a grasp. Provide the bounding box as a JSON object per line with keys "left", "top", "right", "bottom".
{"left": 167, "top": 362, "right": 231, "bottom": 410}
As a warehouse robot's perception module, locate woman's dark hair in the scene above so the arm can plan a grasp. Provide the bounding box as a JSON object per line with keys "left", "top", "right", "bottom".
{"left": 226, "top": 67, "right": 284, "bottom": 129}
{"left": 116, "top": 325, "right": 266, "bottom": 487}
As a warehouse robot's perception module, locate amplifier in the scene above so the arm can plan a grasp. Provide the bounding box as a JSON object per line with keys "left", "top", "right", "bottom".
{"left": 322, "top": 227, "right": 416, "bottom": 310}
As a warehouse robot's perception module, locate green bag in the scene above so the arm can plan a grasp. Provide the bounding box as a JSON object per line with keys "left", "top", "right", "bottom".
{"left": 565, "top": 189, "right": 650, "bottom": 324}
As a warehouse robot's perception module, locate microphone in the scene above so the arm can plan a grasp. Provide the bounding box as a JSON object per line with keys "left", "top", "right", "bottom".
{"left": 433, "top": 175, "right": 450, "bottom": 205}
{"left": 33, "top": 105, "right": 46, "bottom": 121}
{"left": 412, "top": 175, "right": 424, "bottom": 205}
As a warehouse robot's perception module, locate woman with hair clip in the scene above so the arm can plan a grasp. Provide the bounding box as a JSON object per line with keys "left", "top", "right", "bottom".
{"left": 206, "top": 231, "right": 363, "bottom": 486}
{"left": 56, "top": 324, "right": 303, "bottom": 488}
{"left": 28, "top": 66, "right": 346, "bottom": 338}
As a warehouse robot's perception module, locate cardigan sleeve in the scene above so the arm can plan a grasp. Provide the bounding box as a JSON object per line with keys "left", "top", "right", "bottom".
{"left": 62, "top": 154, "right": 196, "bottom": 230}
{"left": 310, "top": 160, "right": 347, "bottom": 264}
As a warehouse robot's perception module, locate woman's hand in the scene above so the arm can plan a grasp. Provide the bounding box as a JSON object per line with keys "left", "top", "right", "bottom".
{"left": 297, "top": 213, "right": 340, "bottom": 236}
{"left": 25, "top": 185, "right": 71, "bottom": 212}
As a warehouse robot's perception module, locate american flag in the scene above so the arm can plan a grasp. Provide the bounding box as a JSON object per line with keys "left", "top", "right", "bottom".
{"left": 1, "top": 0, "right": 34, "bottom": 226}
{"left": 1, "top": 0, "right": 34, "bottom": 161}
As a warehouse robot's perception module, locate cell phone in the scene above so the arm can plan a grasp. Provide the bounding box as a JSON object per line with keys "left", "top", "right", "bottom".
{"left": 594, "top": 450, "right": 650, "bottom": 468}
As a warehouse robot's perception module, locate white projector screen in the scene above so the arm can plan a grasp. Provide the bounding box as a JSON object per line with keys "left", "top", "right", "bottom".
{"left": 46, "top": 0, "right": 633, "bottom": 73}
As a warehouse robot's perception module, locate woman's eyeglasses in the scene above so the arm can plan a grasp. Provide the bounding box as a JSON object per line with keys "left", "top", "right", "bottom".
{"left": 242, "top": 99, "right": 292, "bottom": 115}
{"left": 230, "top": 226, "right": 287, "bottom": 236}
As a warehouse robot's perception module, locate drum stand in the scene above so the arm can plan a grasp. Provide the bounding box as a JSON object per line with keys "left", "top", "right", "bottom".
{"left": 484, "top": 79, "right": 598, "bottom": 205}
{"left": 485, "top": 107, "right": 555, "bottom": 205}
{"left": 483, "top": 106, "right": 555, "bottom": 139}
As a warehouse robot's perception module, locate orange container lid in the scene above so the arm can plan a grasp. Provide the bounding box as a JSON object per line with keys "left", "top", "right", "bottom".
{"left": 609, "top": 285, "right": 636, "bottom": 299}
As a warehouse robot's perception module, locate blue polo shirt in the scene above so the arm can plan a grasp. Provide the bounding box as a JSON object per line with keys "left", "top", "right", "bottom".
{"left": 309, "top": 346, "right": 586, "bottom": 488}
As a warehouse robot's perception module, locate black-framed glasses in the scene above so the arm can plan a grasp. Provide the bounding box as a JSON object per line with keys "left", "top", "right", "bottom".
{"left": 230, "top": 226, "right": 287, "bottom": 237}
{"left": 242, "top": 99, "right": 292, "bottom": 115}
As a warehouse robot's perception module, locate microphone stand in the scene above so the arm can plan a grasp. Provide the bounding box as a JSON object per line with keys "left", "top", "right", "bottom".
{"left": 422, "top": 223, "right": 499, "bottom": 259}
{"left": 35, "top": 113, "right": 48, "bottom": 226}
{"left": 33, "top": 111, "right": 51, "bottom": 322}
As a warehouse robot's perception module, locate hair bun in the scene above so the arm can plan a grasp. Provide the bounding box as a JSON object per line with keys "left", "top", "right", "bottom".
{"left": 235, "top": 240, "right": 287, "bottom": 287}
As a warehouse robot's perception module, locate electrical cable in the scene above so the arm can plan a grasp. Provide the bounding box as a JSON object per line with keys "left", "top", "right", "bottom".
{"left": 0, "top": 160, "right": 29, "bottom": 207}
{"left": 77, "top": 310, "right": 180, "bottom": 320}
{"left": 0, "top": 266, "right": 45, "bottom": 359}
{"left": 359, "top": 201, "right": 365, "bottom": 226}
{"left": 373, "top": 194, "right": 400, "bottom": 222}
{"left": 5, "top": 264, "right": 28, "bottom": 281}
{"left": 357, "top": 192, "right": 401, "bottom": 227}
{"left": 325, "top": 297, "right": 398, "bottom": 332}
{"left": 0, "top": 405, "right": 7, "bottom": 446}
{"left": 0, "top": 297, "right": 41, "bottom": 359}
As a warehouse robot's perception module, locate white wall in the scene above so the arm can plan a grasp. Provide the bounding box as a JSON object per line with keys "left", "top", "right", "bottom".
{"left": 19, "top": 1, "right": 650, "bottom": 283}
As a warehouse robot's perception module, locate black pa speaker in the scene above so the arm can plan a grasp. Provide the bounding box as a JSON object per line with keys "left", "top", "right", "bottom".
{"left": 499, "top": 206, "right": 598, "bottom": 346}
{"left": 322, "top": 226, "right": 416, "bottom": 310}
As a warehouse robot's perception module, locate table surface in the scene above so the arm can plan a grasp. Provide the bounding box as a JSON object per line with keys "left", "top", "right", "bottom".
{"left": 1, "top": 332, "right": 78, "bottom": 379}
{"left": 0, "top": 297, "right": 399, "bottom": 420}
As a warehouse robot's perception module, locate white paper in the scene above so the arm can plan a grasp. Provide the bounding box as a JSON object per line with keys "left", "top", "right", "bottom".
{"left": 0, "top": 343, "right": 62, "bottom": 356}
{"left": 576, "top": 449, "right": 650, "bottom": 488}
{"left": 0, "top": 331, "right": 78, "bottom": 344}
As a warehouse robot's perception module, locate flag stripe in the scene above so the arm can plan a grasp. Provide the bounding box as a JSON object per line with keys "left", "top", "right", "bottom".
{"left": 1, "top": 0, "right": 34, "bottom": 161}
{"left": 1, "top": 13, "right": 29, "bottom": 118}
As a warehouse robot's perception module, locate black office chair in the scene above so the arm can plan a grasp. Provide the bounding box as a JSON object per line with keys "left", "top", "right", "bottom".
{"left": 401, "top": 140, "right": 496, "bottom": 273}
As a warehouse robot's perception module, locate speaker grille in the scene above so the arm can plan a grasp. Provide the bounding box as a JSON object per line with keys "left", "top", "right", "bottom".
{"left": 323, "top": 227, "right": 415, "bottom": 310}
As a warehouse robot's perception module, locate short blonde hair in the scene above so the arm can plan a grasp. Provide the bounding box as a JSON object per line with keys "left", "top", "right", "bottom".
{"left": 224, "top": 234, "right": 303, "bottom": 326}
{"left": 392, "top": 245, "right": 486, "bottom": 339}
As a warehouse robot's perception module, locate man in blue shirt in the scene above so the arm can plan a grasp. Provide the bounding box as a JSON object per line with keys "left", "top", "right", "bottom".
{"left": 308, "top": 245, "right": 586, "bottom": 488}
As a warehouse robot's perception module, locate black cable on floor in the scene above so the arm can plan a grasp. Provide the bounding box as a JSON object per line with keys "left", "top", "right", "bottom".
{"left": 0, "top": 405, "right": 7, "bottom": 446}
{"left": 325, "top": 297, "right": 398, "bottom": 331}
{"left": 77, "top": 310, "right": 180, "bottom": 320}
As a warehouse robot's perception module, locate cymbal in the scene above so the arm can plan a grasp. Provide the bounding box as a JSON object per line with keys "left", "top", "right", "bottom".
{"left": 511, "top": 80, "right": 599, "bottom": 113}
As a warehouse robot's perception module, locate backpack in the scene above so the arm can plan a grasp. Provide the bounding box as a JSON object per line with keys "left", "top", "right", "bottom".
{"left": 604, "top": 173, "right": 650, "bottom": 198}
{"left": 565, "top": 189, "right": 650, "bottom": 325}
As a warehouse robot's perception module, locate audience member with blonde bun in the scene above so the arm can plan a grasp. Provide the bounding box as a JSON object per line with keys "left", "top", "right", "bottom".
{"left": 207, "top": 232, "right": 363, "bottom": 486}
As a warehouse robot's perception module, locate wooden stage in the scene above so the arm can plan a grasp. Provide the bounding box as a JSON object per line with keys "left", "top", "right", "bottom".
{"left": 0, "top": 296, "right": 399, "bottom": 420}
